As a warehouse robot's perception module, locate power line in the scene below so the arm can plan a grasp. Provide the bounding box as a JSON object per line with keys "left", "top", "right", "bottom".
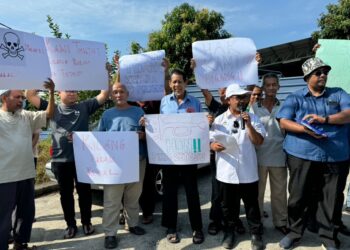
{"left": 0, "top": 23, "right": 12, "bottom": 29}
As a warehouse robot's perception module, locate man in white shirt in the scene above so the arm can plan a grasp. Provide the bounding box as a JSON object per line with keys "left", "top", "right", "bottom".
{"left": 251, "top": 73, "right": 288, "bottom": 235}
{"left": 210, "top": 84, "right": 266, "bottom": 250}
{"left": 0, "top": 80, "right": 54, "bottom": 250}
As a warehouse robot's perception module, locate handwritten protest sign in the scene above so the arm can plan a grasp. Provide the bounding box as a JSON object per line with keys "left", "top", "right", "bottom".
{"left": 119, "top": 50, "right": 165, "bottom": 101}
{"left": 45, "top": 37, "right": 108, "bottom": 90}
{"left": 0, "top": 27, "right": 51, "bottom": 89}
{"left": 145, "top": 113, "right": 210, "bottom": 165}
{"left": 192, "top": 38, "right": 258, "bottom": 89}
{"left": 73, "top": 131, "right": 139, "bottom": 184}
{"left": 316, "top": 39, "right": 350, "bottom": 93}
{"left": 0, "top": 27, "right": 108, "bottom": 90}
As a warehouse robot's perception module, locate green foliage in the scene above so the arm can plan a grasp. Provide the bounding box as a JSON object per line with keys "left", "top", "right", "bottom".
{"left": 46, "top": 15, "right": 117, "bottom": 124}
{"left": 36, "top": 138, "right": 51, "bottom": 184}
{"left": 47, "top": 15, "right": 70, "bottom": 39}
{"left": 111, "top": 50, "right": 121, "bottom": 75}
{"left": 312, "top": 0, "right": 350, "bottom": 40}
{"left": 147, "top": 3, "right": 231, "bottom": 79}
{"left": 130, "top": 42, "right": 144, "bottom": 54}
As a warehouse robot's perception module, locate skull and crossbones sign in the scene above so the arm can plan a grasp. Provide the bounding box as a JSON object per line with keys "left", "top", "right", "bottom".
{"left": 0, "top": 32, "right": 25, "bottom": 60}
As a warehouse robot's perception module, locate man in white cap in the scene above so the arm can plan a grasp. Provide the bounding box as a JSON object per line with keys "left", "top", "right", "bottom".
{"left": 0, "top": 80, "right": 55, "bottom": 250}
{"left": 277, "top": 57, "right": 350, "bottom": 250}
{"left": 210, "top": 83, "right": 266, "bottom": 250}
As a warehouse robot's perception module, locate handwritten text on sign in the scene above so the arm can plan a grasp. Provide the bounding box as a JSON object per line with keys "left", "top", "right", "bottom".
{"left": 192, "top": 37, "right": 258, "bottom": 89}
{"left": 45, "top": 38, "right": 108, "bottom": 91}
{"left": 120, "top": 50, "right": 165, "bottom": 101}
{"left": 145, "top": 113, "right": 210, "bottom": 165}
{"left": 73, "top": 131, "right": 139, "bottom": 184}
{"left": 0, "top": 27, "right": 51, "bottom": 89}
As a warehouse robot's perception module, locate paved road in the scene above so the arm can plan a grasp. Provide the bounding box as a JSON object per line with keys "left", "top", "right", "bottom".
{"left": 20, "top": 168, "right": 350, "bottom": 249}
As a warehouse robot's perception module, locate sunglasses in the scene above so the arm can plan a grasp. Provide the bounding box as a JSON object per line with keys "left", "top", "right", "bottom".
{"left": 313, "top": 69, "right": 329, "bottom": 77}
{"left": 231, "top": 120, "right": 240, "bottom": 134}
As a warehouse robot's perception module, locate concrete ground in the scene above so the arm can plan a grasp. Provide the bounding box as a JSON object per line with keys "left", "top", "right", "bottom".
{"left": 18, "top": 168, "right": 350, "bottom": 249}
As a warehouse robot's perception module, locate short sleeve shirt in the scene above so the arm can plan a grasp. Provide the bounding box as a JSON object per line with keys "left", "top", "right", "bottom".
{"left": 48, "top": 98, "right": 101, "bottom": 162}
{"left": 211, "top": 110, "right": 266, "bottom": 184}
{"left": 0, "top": 109, "right": 46, "bottom": 183}
{"left": 251, "top": 102, "right": 286, "bottom": 167}
{"left": 276, "top": 87, "right": 350, "bottom": 162}
{"left": 98, "top": 106, "right": 146, "bottom": 157}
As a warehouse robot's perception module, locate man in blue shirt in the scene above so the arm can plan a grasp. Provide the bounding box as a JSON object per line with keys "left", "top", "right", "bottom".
{"left": 98, "top": 83, "right": 147, "bottom": 249}
{"left": 160, "top": 68, "right": 204, "bottom": 245}
{"left": 276, "top": 57, "right": 350, "bottom": 250}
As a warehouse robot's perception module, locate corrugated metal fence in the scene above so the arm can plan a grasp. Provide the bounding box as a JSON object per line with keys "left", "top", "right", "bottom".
{"left": 187, "top": 76, "right": 306, "bottom": 111}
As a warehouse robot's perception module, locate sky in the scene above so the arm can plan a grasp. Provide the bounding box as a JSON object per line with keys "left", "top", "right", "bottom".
{"left": 1, "top": 0, "right": 338, "bottom": 60}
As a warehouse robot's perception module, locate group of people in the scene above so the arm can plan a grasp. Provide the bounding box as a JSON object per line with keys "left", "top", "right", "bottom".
{"left": 1, "top": 54, "right": 350, "bottom": 250}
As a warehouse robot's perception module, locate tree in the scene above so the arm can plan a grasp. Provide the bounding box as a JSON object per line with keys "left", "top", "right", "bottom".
{"left": 312, "top": 0, "right": 350, "bottom": 40}
{"left": 47, "top": 15, "right": 71, "bottom": 39}
{"left": 130, "top": 42, "right": 144, "bottom": 54}
{"left": 146, "top": 3, "right": 231, "bottom": 79}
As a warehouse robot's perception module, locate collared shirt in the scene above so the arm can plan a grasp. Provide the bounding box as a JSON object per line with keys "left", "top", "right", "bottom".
{"left": 276, "top": 87, "right": 350, "bottom": 162}
{"left": 210, "top": 109, "right": 266, "bottom": 184}
{"left": 251, "top": 101, "right": 286, "bottom": 167}
{"left": 160, "top": 92, "right": 202, "bottom": 114}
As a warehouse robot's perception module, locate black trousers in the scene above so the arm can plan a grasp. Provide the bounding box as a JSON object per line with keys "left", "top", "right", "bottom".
{"left": 0, "top": 179, "right": 35, "bottom": 250}
{"left": 220, "top": 180, "right": 262, "bottom": 235}
{"left": 161, "top": 165, "right": 203, "bottom": 231}
{"left": 209, "top": 152, "right": 223, "bottom": 223}
{"left": 51, "top": 162, "right": 92, "bottom": 227}
{"left": 139, "top": 160, "right": 157, "bottom": 217}
{"left": 286, "top": 154, "right": 349, "bottom": 247}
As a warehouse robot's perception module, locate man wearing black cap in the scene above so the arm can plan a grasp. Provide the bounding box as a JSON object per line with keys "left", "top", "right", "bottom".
{"left": 277, "top": 57, "right": 350, "bottom": 250}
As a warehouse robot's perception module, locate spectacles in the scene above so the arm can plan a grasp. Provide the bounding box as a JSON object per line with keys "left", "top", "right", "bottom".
{"left": 313, "top": 69, "right": 329, "bottom": 77}
{"left": 252, "top": 93, "right": 262, "bottom": 97}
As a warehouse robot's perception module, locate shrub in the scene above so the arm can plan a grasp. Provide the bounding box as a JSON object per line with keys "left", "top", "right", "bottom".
{"left": 36, "top": 138, "right": 51, "bottom": 184}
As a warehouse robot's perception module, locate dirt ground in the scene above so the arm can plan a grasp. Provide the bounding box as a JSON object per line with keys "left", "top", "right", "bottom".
{"left": 17, "top": 168, "right": 350, "bottom": 250}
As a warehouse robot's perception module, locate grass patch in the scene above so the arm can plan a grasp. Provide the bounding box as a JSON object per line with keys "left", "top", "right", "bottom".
{"left": 36, "top": 138, "right": 51, "bottom": 184}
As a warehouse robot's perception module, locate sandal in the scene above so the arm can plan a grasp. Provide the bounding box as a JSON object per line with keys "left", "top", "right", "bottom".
{"left": 64, "top": 226, "right": 77, "bottom": 239}
{"left": 166, "top": 228, "right": 180, "bottom": 244}
{"left": 83, "top": 223, "right": 95, "bottom": 235}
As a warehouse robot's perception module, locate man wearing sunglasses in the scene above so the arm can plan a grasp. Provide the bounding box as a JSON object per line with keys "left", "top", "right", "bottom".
{"left": 277, "top": 57, "right": 350, "bottom": 250}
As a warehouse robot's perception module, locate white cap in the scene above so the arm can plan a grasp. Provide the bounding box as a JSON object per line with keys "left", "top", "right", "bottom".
{"left": 0, "top": 90, "right": 9, "bottom": 97}
{"left": 225, "top": 84, "right": 251, "bottom": 99}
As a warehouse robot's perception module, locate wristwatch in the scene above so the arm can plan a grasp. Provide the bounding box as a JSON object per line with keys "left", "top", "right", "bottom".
{"left": 324, "top": 116, "right": 329, "bottom": 124}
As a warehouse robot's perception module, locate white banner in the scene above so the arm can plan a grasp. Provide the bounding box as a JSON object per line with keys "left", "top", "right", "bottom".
{"left": 120, "top": 50, "right": 165, "bottom": 101}
{"left": 145, "top": 113, "right": 210, "bottom": 165}
{"left": 45, "top": 37, "right": 108, "bottom": 90}
{"left": 192, "top": 37, "right": 258, "bottom": 89}
{"left": 0, "top": 27, "right": 108, "bottom": 90}
{"left": 0, "top": 28, "right": 51, "bottom": 89}
{"left": 73, "top": 131, "right": 139, "bottom": 184}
